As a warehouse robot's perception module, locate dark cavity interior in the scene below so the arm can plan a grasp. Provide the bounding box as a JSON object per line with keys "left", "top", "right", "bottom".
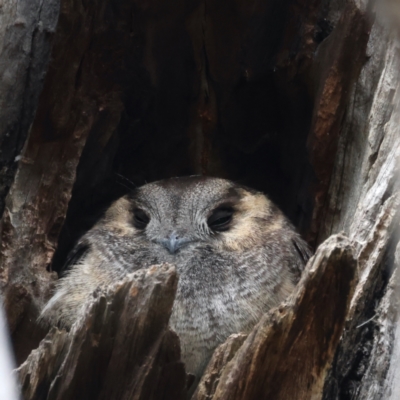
{"left": 49, "top": 0, "right": 334, "bottom": 271}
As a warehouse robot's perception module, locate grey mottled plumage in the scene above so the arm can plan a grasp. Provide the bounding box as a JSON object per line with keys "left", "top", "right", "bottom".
{"left": 41, "top": 176, "right": 310, "bottom": 380}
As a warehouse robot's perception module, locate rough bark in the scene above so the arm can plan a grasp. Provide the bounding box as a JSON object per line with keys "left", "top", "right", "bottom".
{"left": 355, "top": 243, "right": 400, "bottom": 400}
{"left": 0, "top": 0, "right": 59, "bottom": 215}
{"left": 192, "top": 333, "right": 249, "bottom": 400}
{"left": 16, "top": 263, "right": 187, "bottom": 400}
{"left": 318, "top": 3, "right": 400, "bottom": 398}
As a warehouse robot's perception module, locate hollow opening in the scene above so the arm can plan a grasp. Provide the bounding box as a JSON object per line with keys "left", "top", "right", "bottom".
{"left": 48, "top": 0, "right": 324, "bottom": 271}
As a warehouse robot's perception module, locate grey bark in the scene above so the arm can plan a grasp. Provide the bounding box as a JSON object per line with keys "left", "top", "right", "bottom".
{"left": 319, "top": 3, "right": 400, "bottom": 398}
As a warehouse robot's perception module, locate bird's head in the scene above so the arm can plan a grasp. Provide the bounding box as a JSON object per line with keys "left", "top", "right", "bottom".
{"left": 101, "top": 176, "right": 284, "bottom": 255}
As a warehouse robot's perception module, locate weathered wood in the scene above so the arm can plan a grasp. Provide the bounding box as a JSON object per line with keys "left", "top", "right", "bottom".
{"left": 0, "top": 0, "right": 399, "bottom": 399}
{"left": 193, "top": 234, "right": 356, "bottom": 400}
{"left": 0, "top": 0, "right": 61, "bottom": 359}
{"left": 322, "top": 197, "right": 400, "bottom": 399}
{"left": 318, "top": 3, "right": 400, "bottom": 398}
{"left": 307, "top": 2, "right": 371, "bottom": 246}
{"left": 0, "top": 0, "right": 128, "bottom": 363}
{"left": 355, "top": 243, "right": 400, "bottom": 400}
{"left": 0, "top": 0, "right": 60, "bottom": 216}
{"left": 16, "top": 263, "right": 187, "bottom": 400}
{"left": 192, "top": 333, "right": 248, "bottom": 400}
{"left": 17, "top": 327, "right": 68, "bottom": 400}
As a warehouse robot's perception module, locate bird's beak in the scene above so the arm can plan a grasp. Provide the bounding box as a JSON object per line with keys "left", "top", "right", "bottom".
{"left": 158, "top": 232, "right": 192, "bottom": 254}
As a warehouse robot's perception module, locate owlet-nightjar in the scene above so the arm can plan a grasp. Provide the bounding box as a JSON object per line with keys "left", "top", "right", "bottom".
{"left": 41, "top": 176, "right": 311, "bottom": 381}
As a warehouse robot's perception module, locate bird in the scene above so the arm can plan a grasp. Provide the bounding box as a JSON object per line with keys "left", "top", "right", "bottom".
{"left": 41, "top": 176, "right": 311, "bottom": 384}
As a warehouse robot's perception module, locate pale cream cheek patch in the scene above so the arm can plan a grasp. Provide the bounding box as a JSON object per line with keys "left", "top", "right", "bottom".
{"left": 219, "top": 192, "right": 283, "bottom": 252}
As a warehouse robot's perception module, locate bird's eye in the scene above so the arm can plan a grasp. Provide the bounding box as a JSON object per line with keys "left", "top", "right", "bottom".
{"left": 207, "top": 207, "right": 234, "bottom": 232}
{"left": 133, "top": 208, "right": 150, "bottom": 229}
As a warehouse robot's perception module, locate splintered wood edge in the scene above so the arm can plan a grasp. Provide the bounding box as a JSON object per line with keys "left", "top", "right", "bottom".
{"left": 15, "top": 327, "right": 69, "bottom": 399}
{"left": 192, "top": 333, "right": 248, "bottom": 400}
{"left": 15, "top": 263, "right": 186, "bottom": 400}
{"left": 197, "top": 234, "right": 356, "bottom": 400}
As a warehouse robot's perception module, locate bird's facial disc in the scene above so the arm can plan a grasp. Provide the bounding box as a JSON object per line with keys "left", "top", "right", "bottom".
{"left": 126, "top": 179, "right": 243, "bottom": 254}
{"left": 104, "top": 177, "right": 279, "bottom": 254}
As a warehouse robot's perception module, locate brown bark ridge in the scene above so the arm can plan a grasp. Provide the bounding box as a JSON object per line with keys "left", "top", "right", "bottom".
{"left": 16, "top": 263, "right": 187, "bottom": 400}
{"left": 193, "top": 234, "right": 356, "bottom": 400}
{"left": 192, "top": 333, "right": 248, "bottom": 400}
{"left": 0, "top": 0, "right": 60, "bottom": 216}
{"left": 307, "top": 1, "right": 371, "bottom": 246}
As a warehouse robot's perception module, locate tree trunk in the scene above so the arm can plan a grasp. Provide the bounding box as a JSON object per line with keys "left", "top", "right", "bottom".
{"left": 0, "top": 0, "right": 399, "bottom": 399}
